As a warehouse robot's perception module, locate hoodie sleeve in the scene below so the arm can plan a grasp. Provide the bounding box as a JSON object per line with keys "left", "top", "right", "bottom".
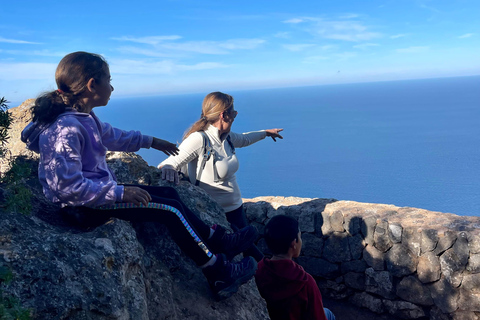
{"left": 41, "top": 123, "right": 123, "bottom": 207}
{"left": 305, "top": 275, "right": 328, "bottom": 320}
{"left": 92, "top": 112, "right": 153, "bottom": 152}
{"left": 228, "top": 130, "right": 267, "bottom": 148}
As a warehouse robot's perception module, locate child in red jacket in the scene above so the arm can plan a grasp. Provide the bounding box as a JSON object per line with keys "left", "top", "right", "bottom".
{"left": 255, "top": 215, "right": 335, "bottom": 320}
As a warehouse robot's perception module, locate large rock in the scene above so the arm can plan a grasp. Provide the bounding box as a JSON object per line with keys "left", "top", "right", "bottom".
{"left": 1, "top": 103, "right": 269, "bottom": 319}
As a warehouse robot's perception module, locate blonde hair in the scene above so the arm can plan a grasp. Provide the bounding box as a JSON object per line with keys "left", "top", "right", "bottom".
{"left": 183, "top": 92, "right": 233, "bottom": 140}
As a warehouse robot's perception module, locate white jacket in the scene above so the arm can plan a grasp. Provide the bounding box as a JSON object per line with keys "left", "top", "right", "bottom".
{"left": 159, "top": 125, "right": 266, "bottom": 212}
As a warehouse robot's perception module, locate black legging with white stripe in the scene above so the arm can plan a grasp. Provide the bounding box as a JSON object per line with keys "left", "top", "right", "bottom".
{"left": 71, "top": 186, "right": 214, "bottom": 266}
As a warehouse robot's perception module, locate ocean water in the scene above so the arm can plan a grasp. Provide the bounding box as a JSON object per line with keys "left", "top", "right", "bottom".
{"left": 95, "top": 76, "right": 480, "bottom": 217}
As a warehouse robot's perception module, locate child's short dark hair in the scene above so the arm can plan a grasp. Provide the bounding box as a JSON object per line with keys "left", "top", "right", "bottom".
{"left": 264, "top": 215, "right": 299, "bottom": 255}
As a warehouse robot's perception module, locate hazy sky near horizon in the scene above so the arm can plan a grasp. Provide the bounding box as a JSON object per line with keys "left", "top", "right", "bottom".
{"left": 1, "top": 0, "right": 479, "bottom": 104}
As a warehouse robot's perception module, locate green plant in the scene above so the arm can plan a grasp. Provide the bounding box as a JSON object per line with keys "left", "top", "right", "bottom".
{"left": 0, "top": 97, "right": 13, "bottom": 159}
{"left": 0, "top": 97, "right": 33, "bottom": 215}
{"left": 0, "top": 266, "right": 31, "bottom": 320}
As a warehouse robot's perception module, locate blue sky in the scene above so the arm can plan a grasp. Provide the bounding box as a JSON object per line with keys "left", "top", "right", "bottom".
{"left": 1, "top": 0, "right": 479, "bottom": 105}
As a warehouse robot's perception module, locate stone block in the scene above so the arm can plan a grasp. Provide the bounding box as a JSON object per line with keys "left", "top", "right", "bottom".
{"left": 452, "top": 311, "right": 479, "bottom": 320}
{"left": 417, "top": 251, "right": 441, "bottom": 283}
{"left": 429, "top": 306, "right": 453, "bottom": 320}
{"left": 434, "top": 231, "right": 457, "bottom": 256}
{"left": 298, "top": 208, "right": 315, "bottom": 233}
{"left": 373, "top": 220, "right": 393, "bottom": 252}
{"left": 396, "top": 276, "right": 434, "bottom": 306}
{"left": 388, "top": 223, "right": 403, "bottom": 243}
{"left": 365, "top": 267, "right": 395, "bottom": 299}
{"left": 243, "top": 202, "right": 268, "bottom": 224}
{"left": 403, "top": 228, "right": 422, "bottom": 256}
{"left": 468, "top": 233, "right": 480, "bottom": 254}
{"left": 341, "top": 260, "right": 368, "bottom": 274}
{"left": 330, "top": 210, "right": 345, "bottom": 232}
{"left": 301, "top": 233, "right": 324, "bottom": 257}
{"left": 386, "top": 243, "right": 417, "bottom": 277}
{"left": 344, "top": 272, "right": 366, "bottom": 290}
{"left": 345, "top": 215, "right": 362, "bottom": 236}
{"left": 323, "top": 232, "right": 352, "bottom": 263}
{"left": 440, "top": 247, "right": 466, "bottom": 287}
{"left": 360, "top": 215, "right": 377, "bottom": 246}
{"left": 363, "top": 244, "right": 385, "bottom": 271}
{"left": 302, "top": 257, "right": 339, "bottom": 278}
{"left": 383, "top": 300, "right": 426, "bottom": 319}
{"left": 320, "top": 211, "right": 333, "bottom": 236}
{"left": 350, "top": 292, "right": 384, "bottom": 314}
{"left": 457, "top": 273, "right": 480, "bottom": 311}
{"left": 467, "top": 253, "right": 480, "bottom": 273}
{"left": 348, "top": 233, "right": 365, "bottom": 260}
{"left": 421, "top": 229, "right": 439, "bottom": 254}
{"left": 429, "top": 276, "right": 459, "bottom": 314}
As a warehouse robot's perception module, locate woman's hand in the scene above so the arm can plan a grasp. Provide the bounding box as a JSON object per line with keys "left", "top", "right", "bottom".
{"left": 123, "top": 186, "right": 152, "bottom": 206}
{"left": 152, "top": 137, "right": 179, "bottom": 156}
{"left": 160, "top": 164, "right": 180, "bottom": 185}
{"left": 265, "top": 128, "right": 284, "bottom": 142}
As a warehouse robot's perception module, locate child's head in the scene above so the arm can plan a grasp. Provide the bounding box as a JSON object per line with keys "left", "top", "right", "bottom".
{"left": 32, "top": 51, "right": 111, "bottom": 124}
{"left": 55, "top": 51, "right": 109, "bottom": 98}
{"left": 264, "top": 215, "right": 302, "bottom": 257}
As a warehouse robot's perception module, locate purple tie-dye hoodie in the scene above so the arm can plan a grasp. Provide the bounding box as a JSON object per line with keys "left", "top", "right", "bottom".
{"left": 21, "top": 109, "right": 153, "bottom": 207}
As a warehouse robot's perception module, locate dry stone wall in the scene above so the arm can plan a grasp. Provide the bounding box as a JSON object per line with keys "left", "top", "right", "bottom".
{"left": 243, "top": 197, "right": 480, "bottom": 320}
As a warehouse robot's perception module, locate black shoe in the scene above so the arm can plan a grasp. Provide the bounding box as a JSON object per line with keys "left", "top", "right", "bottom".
{"left": 207, "top": 225, "right": 258, "bottom": 260}
{"left": 203, "top": 254, "right": 258, "bottom": 301}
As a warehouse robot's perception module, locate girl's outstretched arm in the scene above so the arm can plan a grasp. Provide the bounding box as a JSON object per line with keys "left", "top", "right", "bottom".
{"left": 152, "top": 137, "right": 179, "bottom": 156}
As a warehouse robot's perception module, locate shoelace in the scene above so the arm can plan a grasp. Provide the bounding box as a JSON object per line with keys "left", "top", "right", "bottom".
{"left": 229, "top": 261, "right": 248, "bottom": 277}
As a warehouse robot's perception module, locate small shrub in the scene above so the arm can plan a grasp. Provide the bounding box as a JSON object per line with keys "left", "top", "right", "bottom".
{"left": 0, "top": 266, "right": 31, "bottom": 320}
{"left": 0, "top": 97, "right": 13, "bottom": 159}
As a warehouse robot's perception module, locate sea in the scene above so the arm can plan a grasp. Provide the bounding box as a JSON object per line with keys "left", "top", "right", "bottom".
{"left": 93, "top": 75, "right": 480, "bottom": 217}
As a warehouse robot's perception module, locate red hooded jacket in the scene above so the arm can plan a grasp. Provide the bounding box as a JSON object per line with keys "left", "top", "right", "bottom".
{"left": 255, "top": 258, "right": 327, "bottom": 320}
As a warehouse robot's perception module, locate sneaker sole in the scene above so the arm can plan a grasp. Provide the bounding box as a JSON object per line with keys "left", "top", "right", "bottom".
{"left": 215, "top": 258, "right": 258, "bottom": 301}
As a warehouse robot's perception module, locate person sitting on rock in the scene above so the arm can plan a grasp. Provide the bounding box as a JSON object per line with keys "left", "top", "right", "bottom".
{"left": 255, "top": 215, "right": 336, "bottom": 319}
{"left": 21, "top": 51, "right": 257, "bottom": 301}
{"left": 159, "top": 91, "right": 283, "bottom": 262}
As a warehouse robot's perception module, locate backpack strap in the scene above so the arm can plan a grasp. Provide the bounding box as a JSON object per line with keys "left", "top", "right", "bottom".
{"left": 195, "top": 131, "right": 216, "bottom": 186}
{"left": 226, "top": 134, "right": 235, "bottom": 154}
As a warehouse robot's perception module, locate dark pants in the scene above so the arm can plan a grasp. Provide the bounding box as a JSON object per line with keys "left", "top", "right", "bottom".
{"left": 65, "top": 185, "right": 213, "bottom": 266}
{"left": 225, "top": 204, "right": 264, "bottom": 261}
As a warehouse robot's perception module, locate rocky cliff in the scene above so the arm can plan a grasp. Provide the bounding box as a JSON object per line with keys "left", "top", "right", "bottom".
{"left": 2, "top": 102, "right": 480, "bottom": 320}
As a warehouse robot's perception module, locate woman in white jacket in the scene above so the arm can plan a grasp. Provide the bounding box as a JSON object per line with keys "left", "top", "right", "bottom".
{"left": 159, "top": 92, "right": 283, "bottom": 261}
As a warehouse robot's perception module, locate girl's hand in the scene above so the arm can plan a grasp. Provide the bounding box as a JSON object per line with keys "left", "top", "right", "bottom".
{"left": 123, "top": 186, "right": 152, "bottom": 206}
{"left": 160, "top": 165, "right": 180, "bottom": 185}
{"left": 152, "top": 137, "right": 179, "bottom": 156}
{"left": 265, "top": 128, "right": 284, "bottom": 142}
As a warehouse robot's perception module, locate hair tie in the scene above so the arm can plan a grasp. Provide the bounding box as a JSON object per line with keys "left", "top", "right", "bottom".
{"left": 201, "top": 116, "right": 207, "bottom": 121}
{"left": 57, "top": 89, "right": 64, "bottom": 94}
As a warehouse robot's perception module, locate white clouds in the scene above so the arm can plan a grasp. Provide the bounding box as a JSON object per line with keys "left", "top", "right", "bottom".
{"left": 274, "top": 32, "right": 291, "bottom": 39}
{"left": 353, "top": 43, "right": 380, "bottom": 50}
{"left": 110, "top": 59, "right": 228, "bottom": 75}
{"left": 396, "top": 46, "right": 429, "bottom": 53}
{"left": 283, "top": 44, "right": 315, "bottom": 52}
{"left": 283, "top": 18, "right": 305, "bottom": 24}
{"left": 283, "top": 17, "right": 382, "bottom": 42}
{"left": 112, "top": 36, "right": 265, "bottom": 55}
{"left": 112, "top": 35, "right": 182, "bottom": 45}
{"left": 0, "top": 62, "right": 55, "bottom": 80}
{"left": 0, "top": 37, "right": 41, "bottom": 44}
{"left": 458, "top": 33, "right": 474, "bottom": 39}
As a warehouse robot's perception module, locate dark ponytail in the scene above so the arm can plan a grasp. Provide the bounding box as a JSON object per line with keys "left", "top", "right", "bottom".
{"left": 31, "top": 51, "right": 108, "bottom": 125}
